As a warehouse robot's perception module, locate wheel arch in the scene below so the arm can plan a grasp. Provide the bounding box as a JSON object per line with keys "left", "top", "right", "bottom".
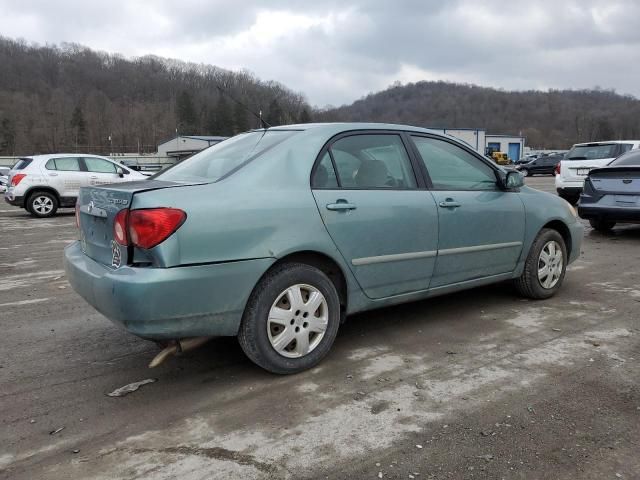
{"left": 541, "top": 220, "right": 572, "bottom": 258}
{"left": 24, "top": 186, "right": 61, "bottom": 204}
{"left": 269, "top": 250, "right": 349, "bottom": 316}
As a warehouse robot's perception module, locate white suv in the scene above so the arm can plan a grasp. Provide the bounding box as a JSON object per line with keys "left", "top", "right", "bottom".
{"left": 4, "top": 154, "right": 148, "bottom": 217}
{"left": 555, "top": 141, "right": 640, "bottom": 203}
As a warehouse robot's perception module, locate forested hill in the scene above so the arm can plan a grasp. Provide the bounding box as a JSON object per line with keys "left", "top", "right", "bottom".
{"left": 316, "top": 81, "right": 640, "bottom": 149}
{"left": 0, "top": 37, "right": 312, "bottom": 155}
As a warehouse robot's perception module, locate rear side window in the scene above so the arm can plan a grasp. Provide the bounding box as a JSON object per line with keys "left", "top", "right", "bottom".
{"left": 12, "top": 158, "right": 32, "bottom": 170}
{"left": 45, "top": 157, "right": 81, "bottom": 171}
{"left": 328, "top": 134, "right": 417, "bottom": 189}
{"left": 84, "top": 158, "right": 116, "bottom": 173}
{"left": 610, "top": 149, "right": 640, "bottom": 166}
{"left": 311, "top": 152, "right": 339, "bottom": 188}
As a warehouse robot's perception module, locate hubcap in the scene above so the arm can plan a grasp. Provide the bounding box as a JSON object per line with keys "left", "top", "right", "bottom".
{"left": 538, "top": 240, "right": 563, "bottom": 289}
{"left": 267, "top": 284, "right": 328, "bottom": 358}
{"left": 33, "top": 196, "right": 53, "bottom": 214}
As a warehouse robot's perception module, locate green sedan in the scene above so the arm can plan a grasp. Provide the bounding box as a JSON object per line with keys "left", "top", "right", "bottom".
{"left": 64, "top": 123, "right": 583, "bottom": 374}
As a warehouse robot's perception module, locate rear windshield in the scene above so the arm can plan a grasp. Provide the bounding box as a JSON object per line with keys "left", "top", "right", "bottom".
{"left": 155, "top": 130, "right": 298, "bottom": 183}
{"left": 566, "top": 144, "right": 625, "bottom": 160}
{"left": 610, "top": 149, "right": 640, "bottom": 166}
{"left": 12, "top": 158, "right": 33, "bottom": 170}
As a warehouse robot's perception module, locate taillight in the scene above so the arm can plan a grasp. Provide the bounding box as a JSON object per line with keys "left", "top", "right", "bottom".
{"left": 11, "top": 174, "right": 26, "bottom": 186}
{"left": 554, "top": 163, "right": 561, "bottom": 175}
{"left": 75, "top": 203, "right": 80, "bottom": 229}
{"left": 113, "top": 209, "right": 129, "bottom": 245}
{"left": 128, "top": 208, "right": 186, "bottom": 249}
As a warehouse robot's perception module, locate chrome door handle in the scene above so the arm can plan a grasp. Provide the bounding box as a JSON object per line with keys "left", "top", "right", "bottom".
{"left": 48, "top": 173, "right": 58, "bottom": 176}
{"left": 90, "top": 175, "right": 98, "bottom": 179}
{"left": 326, "top": 201, "right": 357, "bottom": 211}
{"left": 439, "top": 199, "right": 461, "bottom": 208}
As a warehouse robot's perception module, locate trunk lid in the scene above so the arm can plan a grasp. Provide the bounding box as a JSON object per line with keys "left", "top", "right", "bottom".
{"left": 588, "top": 167, "right": 640, "bottom": 195}
{"left": 77, "top": 180, "right": 196, "bottom": 267}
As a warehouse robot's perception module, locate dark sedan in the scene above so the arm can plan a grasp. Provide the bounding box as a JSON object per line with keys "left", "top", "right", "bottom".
{"left": 516, "top": 154, "right": 563, "bottom": 177}
{"left": 578, "top": 149, "right": 640, "bottom": 231}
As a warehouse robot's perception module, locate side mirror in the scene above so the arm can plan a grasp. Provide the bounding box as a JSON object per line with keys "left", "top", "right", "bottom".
{"left": 505, "top": 170, "right": 524, "bottom": 189}
{"left": 116, "top": 167, "right": 124, "bottom": 178}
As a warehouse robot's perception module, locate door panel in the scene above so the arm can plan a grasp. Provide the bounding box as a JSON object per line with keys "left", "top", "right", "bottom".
{"left": 313, "top": 189, "right": 439, "bottom": 298}
{"left": 410, "top": 135, "right": 525, "bottom": 287}
{"left": 429, "top": 190, "right": 524, "bottom": 286}
{"left": 311, "top": 132, "right": 438, "bottom": 299}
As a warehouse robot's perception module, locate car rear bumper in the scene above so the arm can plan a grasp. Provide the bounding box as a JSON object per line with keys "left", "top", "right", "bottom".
{"left": 4, "top": 192, "right": 24, "bottom": 207}
{"left": 578, "top": 203, "right": 640, "bottom": 223}
{"left": 64, "top": 242, "right": 275, "bottom": 340}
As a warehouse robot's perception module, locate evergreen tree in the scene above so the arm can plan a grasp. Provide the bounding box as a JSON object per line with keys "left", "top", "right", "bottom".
{"left": 176, "top": 90, "right": 197, "bottom": 134}
{"left": 70, "top": 106, "right": 87, "bottom": 147}
{"left": 233, "top": 100, "right": 250, "bottom": 133}
{"left": 0, "top": 117, "right": 16, "bottom": 154}
{"left": 267, "top": 99, "right": 284, "bottom": 126}
{"left": 299, "top": 107, "right": 312, "bottom": 124}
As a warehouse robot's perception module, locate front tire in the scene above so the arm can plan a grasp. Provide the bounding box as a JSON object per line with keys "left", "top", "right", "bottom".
{"left": 27, "top": 191, "right": 58, "bottom": 218}
{"left": 514, "top": 228, "right": 567, "bottom": 299}
{"left": 238, "top": 262, "right": 341, "bottom": 374}
{"left": 520, "top": 168, "right": 529, "bottom": 177}
{"left": 589, "top": 219, "right": 615, "bottom": 232}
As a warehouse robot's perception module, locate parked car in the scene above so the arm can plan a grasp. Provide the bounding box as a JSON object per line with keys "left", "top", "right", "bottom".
{"left": 0, "top": 174, "right": 7, "bottom": 193}
{"left": 555, "top": 141, "right": 640, "bottom": 204}
{"left": 578, "top": 149, "right": 640, "bottom": 231}
{"left": 4, "top": 154, "right": 148, "bottom": 217}
{"left": 516, "top": 153, "right": 563, "bottom": 177}
{"left": 65, "top": 123, "right": 583, "bottom": 374}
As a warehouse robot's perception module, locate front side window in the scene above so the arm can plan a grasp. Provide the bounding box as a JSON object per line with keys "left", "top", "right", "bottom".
{"left": 84, "top": 158, "right": 117, "bottom": 173}
{"left": 155, "top": 130, "right": 298, "bottom": 183}
{"left": 46, "top": 157, "right": 81, "bottom": 171}
{"left": 412, "top": 136, "right": 497, "bottom": 191}
{"left": 329, "top": 134, "right": 417, "bottom": 189}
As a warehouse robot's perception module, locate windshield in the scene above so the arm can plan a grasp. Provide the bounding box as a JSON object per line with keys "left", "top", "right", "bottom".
{"left": 566, "top": 144, "right": 620, "bottom": 160}
{"left": 610, "top": 150, "right": 640, "bottom": 166}
{"left": 155, "top": 130, "right": 298, "bottom": 183}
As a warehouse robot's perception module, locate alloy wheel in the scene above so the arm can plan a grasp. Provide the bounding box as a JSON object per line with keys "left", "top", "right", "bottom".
{"left": 32, "top": 196, "right": 54, "bottom": 215}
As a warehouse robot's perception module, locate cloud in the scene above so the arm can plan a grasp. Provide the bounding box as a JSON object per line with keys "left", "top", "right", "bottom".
{"left": 1, "top": 0, "right": 640, "bottom": 106}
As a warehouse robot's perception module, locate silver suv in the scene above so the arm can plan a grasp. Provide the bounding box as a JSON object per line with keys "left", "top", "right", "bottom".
{"left": 4, "top": 154, "right": 148, "bottom": 217}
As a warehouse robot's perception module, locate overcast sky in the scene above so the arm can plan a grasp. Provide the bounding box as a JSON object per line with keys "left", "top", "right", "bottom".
{"left": 1, "top": 0, "right": 639, "bottom": 106}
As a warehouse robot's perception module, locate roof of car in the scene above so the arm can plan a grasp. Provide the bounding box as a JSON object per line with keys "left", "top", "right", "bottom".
{"left": 22, "top": 154, "right": 113, "bottom": 161}
{"left": 572, "top": 140, "right": 640, "bottom": 146}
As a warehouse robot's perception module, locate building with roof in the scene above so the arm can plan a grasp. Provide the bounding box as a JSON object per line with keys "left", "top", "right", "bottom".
{"left": 427, "top": 127, "right": 526, "bottom": 160}
{"left": 157, "top": 135, "right": 228, "bottom": 160}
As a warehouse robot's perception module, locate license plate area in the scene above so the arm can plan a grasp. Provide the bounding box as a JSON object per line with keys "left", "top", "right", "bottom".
{"left": 615, "top": 195, "right": 638, "bottom": 206}
{"left": 576, "top": 168, "right": 591, "bottom": 175}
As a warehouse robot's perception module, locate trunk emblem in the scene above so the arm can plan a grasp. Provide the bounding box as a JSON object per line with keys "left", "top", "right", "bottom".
{"left": 111, "top": 241, "right": 122, "bottom": 268}
{"left": 623, "top": 179, "right": 632, "bottom": 184}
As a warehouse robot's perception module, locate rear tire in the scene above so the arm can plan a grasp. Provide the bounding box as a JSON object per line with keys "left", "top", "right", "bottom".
{"left": 589, "top": 219, "right": 615, "bottom": 232}
{"left": 238, "top": 262, "right": 341, "bottom": 374}
{"left": 520, "top": 169, "right": 529, "bottom": 177}
{"left": 514, "top": 228, "right": 567, "bottom": 300}
{"left": 27, "top": 191, "right": 58, "bottom": 218}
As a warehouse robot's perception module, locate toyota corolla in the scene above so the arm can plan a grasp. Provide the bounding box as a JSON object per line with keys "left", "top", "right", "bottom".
{"left": 64, "top": 123, "right": 583, "bottom": 374}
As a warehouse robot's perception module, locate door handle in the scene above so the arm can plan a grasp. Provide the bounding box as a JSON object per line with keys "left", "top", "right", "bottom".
{"left": 439, "top": 198, "right": 461, "bottom": 208}
{"left": 90, "top": 175, "right": 98, "bottom": 179}
{"left": 326, "top": 200, "right": 357, "bottom": 211}
{"left": 48, "top": 173, "right": 58, "bottom": 176}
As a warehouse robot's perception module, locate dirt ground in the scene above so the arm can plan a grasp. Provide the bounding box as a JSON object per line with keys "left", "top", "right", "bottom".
{"left": 1, "top": 176, "right": 639, "bottom": 480}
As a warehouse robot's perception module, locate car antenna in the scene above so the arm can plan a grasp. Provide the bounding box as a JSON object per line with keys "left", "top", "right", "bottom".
{"left": 215, "top": 85, "right": 272, "bottom": 129}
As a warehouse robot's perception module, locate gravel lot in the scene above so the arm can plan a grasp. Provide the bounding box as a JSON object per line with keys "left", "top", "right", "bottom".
{"left": 1, "top": 176, "right": 639, "bottom": 480}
